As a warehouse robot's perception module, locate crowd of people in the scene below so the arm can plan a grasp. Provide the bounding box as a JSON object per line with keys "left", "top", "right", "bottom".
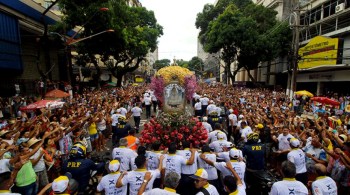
{"left": 0, "top": 82, "right": 349, "bottom": 195}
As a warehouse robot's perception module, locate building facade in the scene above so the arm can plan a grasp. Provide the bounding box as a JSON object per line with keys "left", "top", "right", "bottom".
{"left": 0, "top": 0, "right": 65, "bottom": 96}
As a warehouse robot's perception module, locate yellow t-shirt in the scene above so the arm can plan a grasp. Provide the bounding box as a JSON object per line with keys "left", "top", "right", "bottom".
{"left": 89, "top": 122, "right": 97, "bottom": 135}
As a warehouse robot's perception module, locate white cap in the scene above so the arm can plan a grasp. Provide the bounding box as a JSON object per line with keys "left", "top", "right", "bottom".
{"left": 202, "top": 117, "right": 208, "bottom": 122}
{"left": 229, "top": 109, "right": 233, "bottom": 113}
{"left": 52, "top": 176, "right": 69, "bottom": 193}
{"left": 190, "top": 168, "right": 208, "bottom": 180}
{"left": 239, "top": 115, "right": 244, "bottom": 119}
{"left": 116, "top": 109, "right": 121, "bottom": 113}
{"left": 229, "top": 148, "right": 241, "bottom": 159}
{"left": 109, "top": 160, "right": 120, "bottom": 172}
{"left": 217, "top": 132, "right": 225, "bottom": 139}
{"left": 290, "top": 138, "right": 300, "bottom": 147}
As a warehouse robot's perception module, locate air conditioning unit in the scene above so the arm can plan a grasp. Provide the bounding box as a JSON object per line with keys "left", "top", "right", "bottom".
{"left": 335, "top": 3, "right": 345, "bottom": 13}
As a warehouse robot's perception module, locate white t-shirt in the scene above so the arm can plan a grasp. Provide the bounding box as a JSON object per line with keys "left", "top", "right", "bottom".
{"left": 143, "top": 97, "right": 152, "bottom": 105}
{"left": 30, "top": 148, "right": 45, "bottom": 172}
{"left": 202, "top": 122, "right": 213, "bottom": 133}
{"left": 209, "top": 140, "right": 232, "bottom": 153}
{"left": 214, "top": 161, "right": 246, "bottom": 187}
{"left": 131, "top": 107, "right": 142, "bottom": 117}
{"left": 197, "top": 153, "right": 218, "bottom": 180}
{"left": 122, "top": 169, "right": 160, "bottom": 195}
{"left": 228, "top": 114, "right": 238, "bottom": 126}
{"left": 144, "top": 188, "right": 179, "bottom": 195}
{"left": 270, "top": 179, "right": 308, "bottom": 195}
{"left": 176, "top": 149, "right": 197, "bottom": 174}
{"left": 162, "top": 154, "right": 187, "bottom": 176}
{"left": 277, "top": 134, "right": 294, "bottom": 151}
{"left": 241, "top": 126, "right": 253, "bottom": 142}
{"left": 208, "top": 130, "right": 227, "bottom": 143}
{"left": 215, "top": 107, "right": 222, "bottom": 116}
{"left": 195, "top": 183, "right": 219, "bottom": 195}
{"left": 311, "top": 176, "right": 337, "bottom": 195}
{"left": 119, "top": 107, "right": 128, "bottom": 117}
{"left": 112, "top": 147, "right": 138, "bottom": 171}
{"left": 200, "top": 97, "right": 210, "bottom": 106}
{"left": 194, "top": 102, "right": 202, "bottom": 110}
{"left": 111, "top": 113, "right": 120, "bottom": 126}
{"left": 0, "top": 159, "right": 11, "bottom": 174}
{"left": 287, "top": 149, "right": 307, "bottom": 174}
{"left": 207, "top": 104, "right": 216, "bottom": 114}
{"left": 97, "top": 172, "right": 127, "bottom": 195}
{"left": 232, "top": 184, "right": 246, "bottom": 195}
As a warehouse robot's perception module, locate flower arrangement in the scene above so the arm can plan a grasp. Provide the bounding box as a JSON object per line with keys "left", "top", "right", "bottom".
{"left": 184, "top": 75, "right": 198, "bottom": 101}
{"left": 140, "top": 112, "right": 208, "bottom": 149}
{"left": 150, "top": 76, "right": 165, "bottom": 103}
{"left": 156, "top": 66, "right": 194, "bottom": 86}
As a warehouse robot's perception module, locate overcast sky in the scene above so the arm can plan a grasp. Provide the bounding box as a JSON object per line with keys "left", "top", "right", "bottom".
{"left": 139, "top": 0, "right": 215, "bottom": 61}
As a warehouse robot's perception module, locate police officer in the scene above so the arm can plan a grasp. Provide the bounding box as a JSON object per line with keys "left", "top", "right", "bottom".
{"left": 114, "top": 116, "right": 131, "bottom": 146}
{"left": 242, "top": 133, "right": 265, "bottom": 194}
{"left": 208, "top": 114, "right": 222, "bottom": 130}
{"left": 61, "top": 143, "right": 104, "bottom": 194}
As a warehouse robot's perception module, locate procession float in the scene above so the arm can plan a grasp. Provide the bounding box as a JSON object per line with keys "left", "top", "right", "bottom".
{"left": 139, "top": 62, "right": 208, "bottom": 149}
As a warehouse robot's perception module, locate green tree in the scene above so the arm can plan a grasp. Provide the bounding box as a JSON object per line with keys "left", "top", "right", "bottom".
{"left": 153, "top": 59, "right": 170, "bottom": 70}
{"left": 196, "top": 1, "right": 291, "bottom": 85}
{"left": 188, "top": 57, "right": 204, "bottom": 75}
{"left": 59, "top": 0, "right": 163, "bottom": 87}
{"left": 176, "top": 59, "right": 189, "bottom": 68}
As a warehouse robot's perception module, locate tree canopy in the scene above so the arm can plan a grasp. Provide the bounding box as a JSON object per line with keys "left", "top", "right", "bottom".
{"left": 58, "top": 0, "right": 163, "bottom": 86}
{"left": 153, "top": 59, "right": 170, "bottom": 70}
{"left": 188, "top": 57, "right": 204, "bottom": 75}
{"left": 196, "top": 0, "right": 291, "bottom": 84}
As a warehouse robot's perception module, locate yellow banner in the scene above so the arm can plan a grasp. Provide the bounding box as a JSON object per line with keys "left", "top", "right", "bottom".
{"left": 298, "top": 36, "right": 339, "bottom": 69}
{"left": 135, "top": 77, "right": 144, "bottom": 83}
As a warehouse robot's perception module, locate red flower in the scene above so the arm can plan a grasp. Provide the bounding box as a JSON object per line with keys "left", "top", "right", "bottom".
{"left": 177, "top": 133, "right": 183, "bottom": 140}
{"left": 164, "top": 135, "right": 169, "bottom": 140}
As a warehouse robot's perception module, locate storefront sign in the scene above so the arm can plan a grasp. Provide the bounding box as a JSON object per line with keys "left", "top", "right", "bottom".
{"left": 298, "top": 36, "right": 341, "bottom": 69}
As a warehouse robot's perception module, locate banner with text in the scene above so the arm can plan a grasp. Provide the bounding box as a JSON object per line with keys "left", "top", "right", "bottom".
{"left": 298, "top": 36, "right": 340, "bottom": 69}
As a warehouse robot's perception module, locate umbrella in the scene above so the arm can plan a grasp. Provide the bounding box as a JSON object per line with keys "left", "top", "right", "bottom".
{"left": 311, "top": 97, "right": 340, "bottom": 106}
{"left": 295, "top": 90, "right": 314, "bottom": 97}
{"left": 45, "top": 89, "right": 70, "bottom": 98}
{"left": 20, "top": 100, "right": 57, "bottom": 111}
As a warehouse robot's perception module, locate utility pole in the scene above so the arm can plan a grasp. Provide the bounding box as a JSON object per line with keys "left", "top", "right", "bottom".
{"left": 289, "top": 1, "right": 301, "bottom": 99}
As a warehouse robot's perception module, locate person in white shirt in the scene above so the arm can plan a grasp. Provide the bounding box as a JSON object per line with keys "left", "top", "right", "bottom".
{"left": 270, "top": 161, "right": 308, "bottom": 195}
{"left": 223, "top": 172, "right": 246, "bottom": 195}
{"left": 287, "top": 138, "right": 307, "bottom": 185}
{"left": 198, "top": 145, "right": 219, "bottom": 185}
{"left": 237, "top": 115, "right": 246, "bottom": 133}
{"left": 240, "top": 121, "right": 252, "bottom": 143}
{"left": 131, "top": 103, "right": 143, "bottom": 133}
{"left": 227, "top": 109, "right": 238, "bottom": 142}
{"left": 116, "top": 155, "right": 164, "bottom": 195}
{"left": 151, "top": 94, "right": 158, "bottom": 114}
{"left": 138, "top": 171, "right": 180, "bottom": 195}
{"left": 273, "top": 128, "right": 294, "bottom": 176}
{"left": 311, "top": 163, "right": 337, "bottom": 195}
{"left": 194, "top": 99, "right": 202, "bottom": 117}
{"left": 200, "top": 94, "right": 210, "bottom": 116}
{"left": 146, "top": 142, "right": 162, "bottom": 188}
{"left": 202, "top": 117, "right": 213, "bottom": 134}
{"left": 97, "top": 160, "right": 127, "bottom": 194}
{"left": 190, "top": 168, "right": 219, "bottom": 195}
{"left": 206, "top": 101, "right": 216, "bottom": 116}
{"left": 208, "top": 124, "right": 227, "bottom": 143}
{"left": 162, "top": 143, "right": 196, "bottom": 178}
{"left": 112, "top": 138, "right": 138, "bottom": 171}
{"left": 119, "top": 106, "right": 128, "bottom": 117}
{"left": 209, "top": 133, "right": 232, "bottom": 153}
{"left": 111, "top": 109, "right": 121, "bottom": 146}
{"left": 143, "top": 95, "right": 152, "bottom": 119}
{"left": 176, "top": 141, "right": 198, "bottom": 195}
{"left": 200, "top": 149, "right": 246, "bottom": 188}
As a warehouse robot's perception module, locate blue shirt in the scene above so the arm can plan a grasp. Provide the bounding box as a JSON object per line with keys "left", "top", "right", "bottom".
{"left": 243, "top": 142, "right": 265, "bottom": 170}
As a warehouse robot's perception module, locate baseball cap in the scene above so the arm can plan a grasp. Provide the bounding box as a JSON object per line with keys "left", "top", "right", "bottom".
{"left": 229, "top": 148, "right": 241, "bottom": 159}
{"left": 339, "top": 134, "right": 347, "bottom": 143}
{"left": 190, "top": 168, "right": 208, "bottom": 180}
{"left": 289, "top": 138, "right": 300, "bottom": 147}
{"left": 255, "top": 124, "right": 264, "bottom": 129}
{"left": 229, "top": 109, "right": 233, "bottom": 113}
{"left": 217, "top": 132, "right": 225, "bottom": 139}
{"left": 202, "top": 117, "right": 208, "bottom": 122}
{"left": 116, "top": 109, "right": 121, "bottom": 113}
{"left": 238, "top": 115, "right": 244, "bottom": 119}
{"left": 52, "top": 174, "right": 71, "bottom": 193}
{"left": 109, "top": 160, "right": 120, "bottom": 172}
{"left": 119, "top": 138, "right": 128, "bottom": 146}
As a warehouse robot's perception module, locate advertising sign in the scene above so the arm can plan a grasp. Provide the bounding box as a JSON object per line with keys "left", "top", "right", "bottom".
{"left": 298, "top": 36, "right": 341, "bottom": 69}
